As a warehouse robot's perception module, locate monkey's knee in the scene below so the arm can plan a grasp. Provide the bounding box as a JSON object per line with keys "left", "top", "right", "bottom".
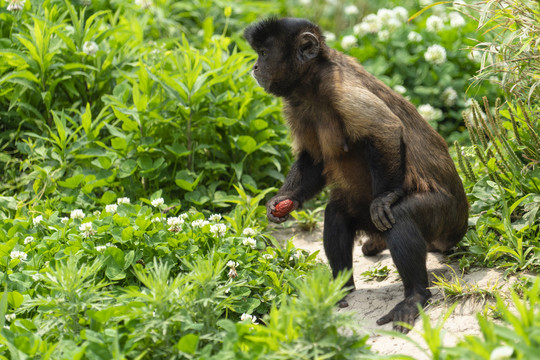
{"left": 361, "top": 234, "right": 387, "bottom": 256}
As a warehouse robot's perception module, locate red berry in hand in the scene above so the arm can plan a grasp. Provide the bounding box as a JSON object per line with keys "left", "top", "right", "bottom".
{"left": 272, "top": 199, "right": 294, "bottom": 218}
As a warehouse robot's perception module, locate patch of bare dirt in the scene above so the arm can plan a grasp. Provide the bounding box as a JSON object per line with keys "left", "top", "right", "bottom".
{"left": 271, "top": 223, "right": 507, "bottom": 359}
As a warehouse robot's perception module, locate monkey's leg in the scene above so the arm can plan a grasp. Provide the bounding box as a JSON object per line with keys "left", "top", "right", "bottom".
{"left": 376, "top": 204, "right": 431, "bottom": 333}
{"left": 323, "top": 200, "right": 356, "bottom": 308}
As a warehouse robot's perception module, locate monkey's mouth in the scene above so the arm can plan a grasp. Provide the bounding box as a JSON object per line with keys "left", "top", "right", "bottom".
{"left": 251, "top": 71, "right": 271, "bottom": 90}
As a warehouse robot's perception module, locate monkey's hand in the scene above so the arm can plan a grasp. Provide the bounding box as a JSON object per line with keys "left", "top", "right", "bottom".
{"left": 370, "top": 190, "right": 404, "bottom": 232}
{"left": 266, "top": 195, "right": 299, "bottom": 223}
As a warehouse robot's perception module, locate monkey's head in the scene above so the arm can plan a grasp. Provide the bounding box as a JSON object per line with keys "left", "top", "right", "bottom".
{"left": 244, "top": 17, "right": 324, "bottom": 97}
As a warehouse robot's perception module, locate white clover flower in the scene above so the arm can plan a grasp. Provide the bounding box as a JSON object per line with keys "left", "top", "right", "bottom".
{"left": 394, "top": 85, "right": 407, "bottom": 95}
{"left": 418, "top": 104, "right": 443, "bottom": 123}
{"left": 167, "top": 217, "right": 184, "bottom": 232}
{"left": 24, "top": 236, "right": 34, "bottom": 245}
{"left": 209, "top": 213, "right": 221, "bottom": 222}
{"left": 378, "top": 30, "right": 390, "bottom": 41}
{"left": 151, "top": 216, "right": 161, "bottom": 223}
{"left": 344, "top": 5, "right": 359, "bottom": 16}
{"left": 441, "top": 87, "right": 458, "bottom": 107}
{"left": 61, "top": 217, "right": 69, "bottom": 224}
{"left": 426, "top": 15, "right": 444, "bottom": 32}
{"left": 377, "top": 8, "right": 394, "bottom": 23}
{"left": 341, "top": 35, "right": 357, "bottom": 50}
{"left": 361, "top": 13, "right": 382, "bottom": 34}
{"left": 449, "top": 12, "right": 465, "bottom": 27}
{"left": 93, "top": 210, "right": 101, "bottom": 217}
{"left": 7, "top": 0, "right": 25, "bottom": 11}
{"left": 178, "top": 213, "right": 189, "bottom": 220}
{"left": 82, "top": 41, "right": 98, "bottom": 56}
{"left": 385, "top": 17, "right": 402, "bottom": 30}
{"left": 490, "top": 346, "right": 514, "bottom": 360}
{"left": 323, "top": 31, "right": 336, "bottom": 42}
{"left": 105, "top": 204, "right": 118, "bottom": 214}
{"left": 407, "top": 31, "right": 422, "bottom": 42}
{"left": 105, "top": 242, "right": 117, "bottom": 248}
{"left": 262, "top": 253, "right": 273, "bottom": 260}
{"left": 5, "top": 314, "right": 16, "bottom": 322}
{"left": 117, "top": 197, "right": 130, "bottom": 205}
{"left": 424, "top": 44, "right": 447, "bottom": 65}
{"left": 96, "top": 245, "right": 107, "bottom": 252}
{"left": 135, "top": 0, "right": 152, "bottom": 9}
{"left": 210, "top": 224, "right": 227, "bottom": 237}
{"left": 33, "top": 215, "right": 43, "bottom": 226}
{"left": 242, "top": 228, "right": 256, "bottom": 237}
{"left": 226, "top": 260, "right": 239, "bottom": 268}
{"left": 71, "top": 209, "right": 85, "bottom": 219}
{"left": 151, "top": 198, "right": 164, "bottom": 207}
{"left": 299, "top": 0, "right": 311, "bottom": 4}
{"left": 10, "top": 250, "right": 27, "bottom": 261}
{"left": 240, "top": 313, "right": 258, "bottom": 324}
{"left": 228, "top": 267, "right": 237, "bottom": 278}
{"left": 191, "top": 219, "right": 209, "bottom": 228}
{"left": 419, "top": 0, "right": 432, "bottom": 6}
{"left": 393, "top": 6, "right": 408, "bottom": 22}
{"left": 79, "top": 222, "right": 95, "bottom": 237}
{"left": 242, "top": 237, "right": 257, "bottom": 250}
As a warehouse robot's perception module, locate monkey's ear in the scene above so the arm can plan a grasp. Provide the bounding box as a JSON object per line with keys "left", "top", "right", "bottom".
{"left": 297, "top": 32, "right": 320, "bottom": 62}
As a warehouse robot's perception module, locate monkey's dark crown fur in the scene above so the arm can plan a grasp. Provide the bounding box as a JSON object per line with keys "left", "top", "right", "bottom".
{"left": 244, "top": 17, "right": 320, "bottom": 49}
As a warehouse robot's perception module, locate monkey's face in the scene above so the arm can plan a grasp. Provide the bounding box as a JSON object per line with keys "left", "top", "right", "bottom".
{"left": 244, "top": 18, "right": 322, "bottom": 97}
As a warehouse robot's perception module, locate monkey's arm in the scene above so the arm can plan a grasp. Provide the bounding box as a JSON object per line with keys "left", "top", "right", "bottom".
{"left": 267, "top": 151, "right": 326, "bottom": 223}
{"left": 336, "top": 85, "right": 406, "bottom": 231}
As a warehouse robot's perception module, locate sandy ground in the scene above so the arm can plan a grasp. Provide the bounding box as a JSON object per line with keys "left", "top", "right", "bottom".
{"left": 271, "top": 222, "right": 508, "bottom": 359}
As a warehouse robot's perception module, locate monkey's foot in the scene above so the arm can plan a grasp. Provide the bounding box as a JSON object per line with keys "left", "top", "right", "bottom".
{"left": 337, "top": 299, "right": 349, "bottom": 308}
{"left": 361, "top": 235, "right": 387, "bottom": 256}
{"left": 376, "top": 292, "right": 430, "bottom": 333}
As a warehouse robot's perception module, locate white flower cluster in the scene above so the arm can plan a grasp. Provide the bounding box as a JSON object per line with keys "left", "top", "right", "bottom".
{"left": 407, "top": 31, "right": 422, "bottom": 42}
{"left": 340, "top": 35, "right": 357, "bottom": 50}
{"left": 24, "top": 236, "right": 34, "bottom": 245}
{"left": 117, "top": 197, "right": 130, "bottom": 205}
{"left": 151, "top": 198, "right": 164, "bottom": 207}
{"left": 71, "top": 209, "right": 85, "bottom": 219}
{"left": 105, "top": 204, "right": 118, "bottom": 214}
{"left": 426, "top": 15, "right": 444, "bottom": 32}
{"left": 227, "top": 260, "right": 238, "bottom": 278}
{"left": 167, "top": 216, "right": 184, "bottom": 232}
{"left": 393, "top": 85, "right": 407, "bottom": 95}
{"left": 353, "top": 6, "right": 408, "bottom": 37}
{"left": 79, "top": 222, "right": 95, "bottom": 237}
{"left": 441, "top": 87, "right": 458, "bottom": 107}
{"left": 96, "top": 242, "right": 117, "bottom": 252}
{"left": 240, "top": 313, "right": 258, "bottom": 324}
{"left": 344, "top": 5, "right": 359, "bottom": 16}
{"left": 6, "top": 0, "right": 25, "bottom": 11}
{"left": 135, "top": 0, "right": 152, "bottom": 9}
{"left": 262, "top": 253, "right": 273, "bottom": 260}
{"left": 418, "top": 104, "right": 443, "bottom": 123}
{"left": 424, "top": 44, "right": 447, "bottom": 65}
{"left": 242, "top": 228, "right": 256, "bottom": 237}
{"left": 449, "top": 12, "right": 466, "bottom": 28}
{"left": 210, "top": 224, "right": 227, "bottom": 237}
{"left": 242, "top": 237, "right": 257, "bottom": 250}
{"left": 61, "top": 217, "right": 69, "bottom": 224}
{"left": 33, "top": 215, "right": 43, "bottom": 226}
{"left": 208, "top": 214, "right": 221, "bottom": 222}
{"left": 10, "top": 250, "right": 27, "bottom": 261}
{"left": 191, "top": 219, "right": 209, "bottom": 228}
{"left": 83, "top": 41, "right": 98, "bottom": 56}
{"left": 151, "top": 216, "right": 161, "bottom": 223}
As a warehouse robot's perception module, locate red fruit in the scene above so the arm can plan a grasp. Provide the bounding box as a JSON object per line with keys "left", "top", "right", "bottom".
{"left": 272, "top": 199, "right": 294, "bottom": 218}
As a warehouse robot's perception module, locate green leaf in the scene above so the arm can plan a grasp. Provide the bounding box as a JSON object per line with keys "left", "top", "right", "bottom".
{"left": 58, "top": 174, "right": 85, "bottom": 189}
{"left": 7, "top": 291, "right": 23, "bottom": 309}
{"left": 237, "top": 135, "right": 257, "bottom": 154}
{"left": 176, "top": 333, "right": 199, "bottom": 354}
{"left": 82, "top": 103, "right": 92, "bottom": 136}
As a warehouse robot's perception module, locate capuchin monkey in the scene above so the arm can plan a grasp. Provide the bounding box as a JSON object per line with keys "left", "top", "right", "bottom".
{"left": 244, "top": 17, "right": 468, "bottom": 333}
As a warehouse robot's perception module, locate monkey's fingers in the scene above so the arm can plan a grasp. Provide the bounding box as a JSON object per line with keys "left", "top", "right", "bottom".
{"left": 370, "top": 203, "right": 393, "bottom": 231}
